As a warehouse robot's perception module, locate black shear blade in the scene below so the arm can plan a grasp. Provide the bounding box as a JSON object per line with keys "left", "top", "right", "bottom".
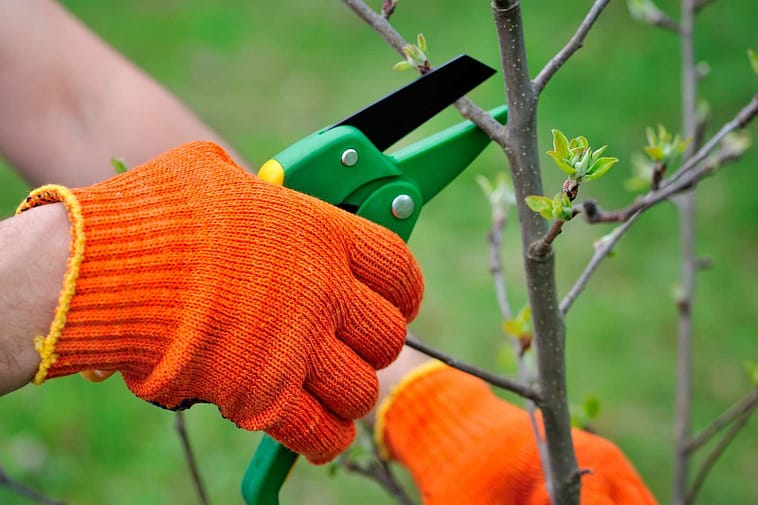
{"left": 333, "top": 54, "right": 496, "bottom": 151}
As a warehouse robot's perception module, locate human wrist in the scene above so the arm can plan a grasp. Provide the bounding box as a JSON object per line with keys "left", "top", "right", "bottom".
{"left": 0, "top": 203, "right": 70, "bottom": 393}
{"left": 14, "top": 144, "right": 254, "bottom": 385}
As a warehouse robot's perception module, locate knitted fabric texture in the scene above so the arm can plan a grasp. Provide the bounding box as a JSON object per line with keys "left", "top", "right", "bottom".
{"left": 376, "top": 364, "right": 658, "bottom": 505}
{"left": 18, "top": 141, "right": 423, "bottom": 464}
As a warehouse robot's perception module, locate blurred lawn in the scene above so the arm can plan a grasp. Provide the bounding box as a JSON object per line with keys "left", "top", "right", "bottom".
{"left": 1, "top": 1, "right": 756, "bottom": 504}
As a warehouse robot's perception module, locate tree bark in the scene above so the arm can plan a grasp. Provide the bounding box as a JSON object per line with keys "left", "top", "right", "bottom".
{"left": 491, "top": 1, "right": 579, "bottom": 503}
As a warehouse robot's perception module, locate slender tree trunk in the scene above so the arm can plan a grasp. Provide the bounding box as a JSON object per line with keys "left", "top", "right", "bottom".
{"left": 492, "top": 1, "right": 579, "bottom": 503}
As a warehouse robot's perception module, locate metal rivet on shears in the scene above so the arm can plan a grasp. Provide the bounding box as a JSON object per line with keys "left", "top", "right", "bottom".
{"left": 391, "top": 194, "right": 415, "bottom": 219}
{"left": 341, "top": 148, "right": 359, "bottom": 167}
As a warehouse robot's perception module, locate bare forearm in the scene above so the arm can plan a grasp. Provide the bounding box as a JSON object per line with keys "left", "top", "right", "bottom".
{"left": 0, "top": 204, "right": 69, "bottom": 393}
{"left": 0, "top": 0, "right": 243, "bottom": 187}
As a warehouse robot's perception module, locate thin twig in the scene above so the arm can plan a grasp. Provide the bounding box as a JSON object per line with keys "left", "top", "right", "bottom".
{"left": 486, "top": 198, "right": 552, "bottom": 489}
{"left": 488, "top": 208, "right": 514, "bottom": 321}
{"left": 684, "top": 402, "right": 756, "bottom": 504}
{"left": 531, "top": 219, "right": 571, "bottom": 257}
{"left": 405, "top": 334, "right": 541, "bottom": 402}
{"left": 175, "top": 412, "right": 210, "bottom": 505}
{"left": 342, "top": 0, "right": 506, "bottom": 144}
{"left": 560, "top": 210, "right": 642, "bottom": 315}
{"left": 583, "top": 128, "right": 757, "bottom": 225}
{"left": 642, "top": 9, "right": 681, "bottom": 33}
{"left": 0, "top": 464, "right": 67, "bottom": 505}
{"left": 342, "top": 456, "right": 417, "bottom": 505}
{"left": 652, "top": 95, "right": 758, "bottom": 196}
{"left": 593, "top": 95, "right": 758, "bottom": 223}
{"left": 651, "top": 161, "right": 667, "bottom": 190}
{"left": 533, "top": 0, "right": 612, "bottom": 95}
{"left": 561, "top": 95, "right": 758, "bottom": 315}
{"left": 685, "top": 390, "right": 758, "bottom": 455}
{"left": 672, "top": 190, "right": 696, "bottom": 505}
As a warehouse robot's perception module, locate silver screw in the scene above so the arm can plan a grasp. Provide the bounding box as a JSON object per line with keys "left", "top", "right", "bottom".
{"left": 391, "top": 194, "right": 415, "bottom": 219}
{"left": 341, "top": 148, "right": 358, "bottom": 167}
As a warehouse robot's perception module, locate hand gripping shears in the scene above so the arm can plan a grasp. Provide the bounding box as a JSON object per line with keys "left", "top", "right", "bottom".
{"left": 242, "top": 54, "right": 507, "bottom": 505}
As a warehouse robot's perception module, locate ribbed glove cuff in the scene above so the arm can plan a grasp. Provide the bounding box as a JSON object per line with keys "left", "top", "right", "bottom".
{"left": 375, "top": 363, "right": 538, "bottom": 498}
{"left": 16, "top": 144, "right": 243, "bottom": 388}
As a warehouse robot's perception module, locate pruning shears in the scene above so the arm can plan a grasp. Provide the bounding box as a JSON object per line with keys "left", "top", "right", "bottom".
{"left": 241, "top": 54, "right": 507, "bottom": 505}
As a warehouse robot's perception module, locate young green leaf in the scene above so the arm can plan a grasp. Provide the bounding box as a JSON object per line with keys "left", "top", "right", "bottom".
{"left": 569, "top": 136, "right": 588, "bottom": 151}
{"left": 547, "top": 151, "right": 577, "bottom": 176}
{"left": 584, "top": 157, "right": 619, "bottom": 181}
{"left": 504, "top": 305, "right": 532, "bottom": 338}
{"left": 503, "top": 319, "right": 523, "bottom": 337}
{"left": 394, "top": 38, "right": 429, "bottom": 71}
{"left": 591, "top": 145, "right": 608, "bottom": 162}
{"left": 516, "top": 306, "right": 531, "bottom": 327}
{"left": 742, "top": 360, "right": 758, "bottom": 387}
{"left": 644, "top": 145, "right": 666, "bottom": 161}
{"left": 417, "top": 33, "right": 427, "bottom": 54}
{"left": 583, "top": 396, "right": 601, "bottom": 420}
{"left": 546, "top": 129, "right": 616, "bottom": 183}
{"left": 749, "top": 49, "right": 758, "bottom": 74}
{"left": 111, "top": 157, "right": 129, "bottom": 174}
{"left": 553, "top": 192, "right": 573, "bottom": 220}
{"left": 644, "top": 124, "right": 689, "bottom": 163}
{"left": 392, "top": 60, "right": 413, "bottom": 71}
{"left": 551, "top": 129, "right": 570, "bottom": 158}
{"left": 526, "top": 195, "right": 554, "bottom": 219}
{"left": 574, "top": 148, "right": 592, "bottom": 176}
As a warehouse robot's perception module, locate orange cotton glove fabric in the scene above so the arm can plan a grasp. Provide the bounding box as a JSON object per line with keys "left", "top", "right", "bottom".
{"left": 18, "top": 141, "right": 423, "bottom": 464}
{"left": 376, "top": 363, "right": 657, "bottom": 505}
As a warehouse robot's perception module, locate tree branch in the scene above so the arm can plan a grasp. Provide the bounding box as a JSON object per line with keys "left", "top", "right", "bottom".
{"left": 561, "top": 94, "right": 757, "bottom": 316}
{"left": 485, "top": 195, "right": 552, "bottom": 489}
{"left": 533, "top": 0, "right": 612, "bottom": 95}
{"left": 642, "top": 9, "right": 681, "bottom": 33}
{"left": 488, "top": 208, "right": 514, "bottom": 322}
{"left": 492, "top": 1, "right": 579, "bottom": 503}
{"left": 342, "top": 456, "right": 417, "bottom": 505}
{"left": 672, "top": 1, "right": 698, "bottom": 500}
{"left": 614, "top": 94, "right": 758, "bottom": 221}
{"left": 341, "top": 0, "right": 506, "bottom": 143}
{"left": 685, "top": 390, "right": 758, "bottom": 455}
{"left": 672, "top": 189, "right": 696, "bottom": 505}
{"left": 175, "top": 412, "right": 210, "bottom": 505}
{"left": 653, "top": 94, "right": 758, "bottom": 196}
{"left": 684, "top": 400, "right": 756, "bottom": 504}
{"left": 560, "top": 210, "right": 642, "bottom": 315}
{"left": 405, "top": 333, "right": 541, "bottom": 402}
{"left": 0, "top": 464, "right": 67, "bottom": 505}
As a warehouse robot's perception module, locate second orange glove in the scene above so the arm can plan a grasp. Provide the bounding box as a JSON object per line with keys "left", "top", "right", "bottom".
{"left": 376, "top": 363, "right": 657, "bottom": 504}
{"left": 19, "top": 141, "right": 424, "bottom": 464}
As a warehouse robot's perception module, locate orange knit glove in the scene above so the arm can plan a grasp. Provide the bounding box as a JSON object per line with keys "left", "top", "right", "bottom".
{"left": 18, "top": 141, "right": 423, "bottom": 464}
{"left": 376, "top": 363, "right": 657, "bottom": 504}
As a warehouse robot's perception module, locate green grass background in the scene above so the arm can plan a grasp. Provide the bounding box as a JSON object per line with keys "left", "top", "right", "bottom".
{"left": 1, "top": 1, "right": 756, "bottom": 504}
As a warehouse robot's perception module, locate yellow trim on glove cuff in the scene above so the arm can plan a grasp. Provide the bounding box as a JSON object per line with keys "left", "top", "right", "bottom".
{"left": 373, "top": 360, "right": 447, "bottom": 460}
{"left": 17, "top": 185, "right": 85, "bottom": 384}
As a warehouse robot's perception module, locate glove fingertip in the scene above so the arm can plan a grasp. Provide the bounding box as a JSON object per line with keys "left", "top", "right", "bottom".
{"left": 265, "top": 390, "right": 357, "bottom": 465}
